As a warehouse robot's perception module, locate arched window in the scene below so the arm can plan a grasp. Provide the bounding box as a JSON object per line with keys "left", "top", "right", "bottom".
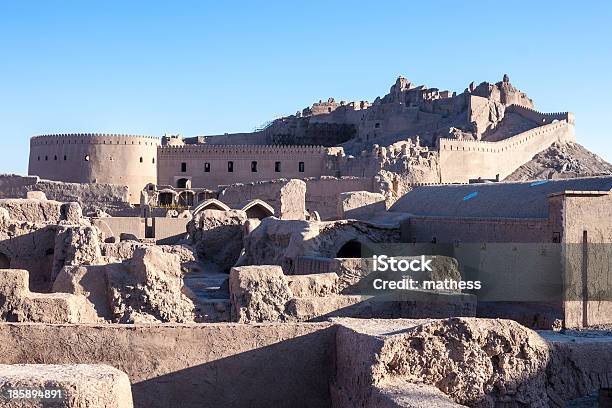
{"left": 84, "top": 155, "right": 90, "bottom": 161}
{"left": 139, "top": 157, "right": 143, "bottom": 163}
{"left": 298, "top": 162, "right": 305, "bottom": 172}
{"left": 64, "top": 155, "right": 67, "bottom": 160}
{"left": 251, "top": 161, "right": 258, "bottom": 172}
{"left": 204, "top": 162, "right": 210, "bottom": 172}
{"left": 228, "top": 161, "right": 234, "bottom": 172}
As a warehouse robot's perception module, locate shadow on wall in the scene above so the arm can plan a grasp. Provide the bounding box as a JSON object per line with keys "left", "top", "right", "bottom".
{"left": 127, "top": 329, "right": 336, "bottom": 408}
{"left": 0, "top": 228, "right": 57, "bottom": 292}
{"left": 0, "top": 252, "right": 9, "bottom": 269}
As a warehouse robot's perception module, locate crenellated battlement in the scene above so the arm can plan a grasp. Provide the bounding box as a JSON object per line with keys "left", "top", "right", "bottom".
{"left": 438, "top": 116, "right": 576, "bottom": 183}
{"left": 31, "top": 133, "right": 159, "bottom": 146}
{"left": 438, "top": 120, "right": 572, "bottom": 153}
{"left": 505, "top": 104, "right": 574, "bottom": 124}
{"left": 32, "top": 133, "right": 158, "bottom": 139}
{"left": 158, "top": 144, "right": 327, "bottom": 156}
{"left": 28, "top": 133, "right": 158, "bottom": 203}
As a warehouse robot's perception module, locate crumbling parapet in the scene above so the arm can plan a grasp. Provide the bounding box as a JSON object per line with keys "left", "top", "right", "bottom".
{"left": 53, "top": 246, "right": 199, "bottom": 323}
{"left": 0, "top": 198, "right": 83, "bottom": 224}
{"left": 229, "top": 265, "right": 475, "bottom": 323}
{"left": 331, "top": 317, "right": 551, "bottom": 408}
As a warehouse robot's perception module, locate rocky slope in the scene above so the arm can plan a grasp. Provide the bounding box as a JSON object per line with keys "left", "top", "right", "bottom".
{"left": 505, "top": 142, "right": 612, "bottom": 181}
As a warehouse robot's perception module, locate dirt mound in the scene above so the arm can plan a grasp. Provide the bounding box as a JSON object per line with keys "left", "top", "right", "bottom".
{"left": 505, "top": 142, "right": 612, "bottom": 181}
{"left": 377, "top": 318, "right": 550, "bottom": 407}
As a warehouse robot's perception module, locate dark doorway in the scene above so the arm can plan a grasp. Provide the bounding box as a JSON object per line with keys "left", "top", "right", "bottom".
{"left": 178, "top": 192, "right": 194, "bottom": 207}
{"left": 336, "top": 240, "right": 362, "bottom": 258}
{"left": 245, "top": 204, "right": 273, "bottom": 220}
{"left": 158, "top": 192, "right": 174, "bottom": 206}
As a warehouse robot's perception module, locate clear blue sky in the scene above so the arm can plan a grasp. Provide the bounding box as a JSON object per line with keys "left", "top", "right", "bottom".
{"left": 1, "top": 1, "right": 611, "bottom": 174}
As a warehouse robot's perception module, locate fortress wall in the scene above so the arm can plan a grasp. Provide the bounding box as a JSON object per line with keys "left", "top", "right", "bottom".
{"left": 157, "top": 145, "right": 328, "bottom": 189}
{"left": 28, "top": 134, "right": 158, "bottom": 204}
{"left": 505, "top": 104, "right": 574, "bottom": 125}
{"left": 196, "top": 131, "right": 268, "bottom": 145}
{"left": 439, "top": 120, "right": 575, "bottom": 183}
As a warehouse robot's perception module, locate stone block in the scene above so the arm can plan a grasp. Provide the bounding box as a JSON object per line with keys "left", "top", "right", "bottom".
{"left": 0, "top": 364, "right": 133, "bottom": 408}
{"left": 285, "top": 295, "right": 367, "bottom": 321}
{"left": 338, "top": 190, "right": 386, "bottom": 220}
{"left": 25, "top": 191, "right": 47, "bottom": 200}
{"left": 286, "top": 273, "right": 339, "bottom": 298}
{"left": 279, "top": 179, "right": 306, "bottom": 220}
{"left": 229, "top": 265, "right": 292, "bottom": 323}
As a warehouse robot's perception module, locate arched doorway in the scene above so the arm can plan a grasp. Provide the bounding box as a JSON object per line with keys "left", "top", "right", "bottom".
{"left": 178, "top": 191, "right": 195, "bottom": 207}
{"left": 242, "top": 199, "right": 274, "bottom": 220}
{"left": 176, "top": 178, "right": 191, "bottom": 189}
{"left": 336, "top": 240, "right": 362, "bottom": 258}
{"left": 158, "top": 191, "right": 176, "bottom": 206}
{"left": 192, "top": 199, "right": 231, "bottom": 216}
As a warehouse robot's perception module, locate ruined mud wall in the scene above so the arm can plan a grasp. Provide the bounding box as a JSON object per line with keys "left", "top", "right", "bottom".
{"left": 439, "top": 117, "right": 575, "bottom": 182}
{"left": 304, "top": 176, "right": 380, "bottom": 219}
{"left": 216, "top": 179, "right": 303, "bottom": 217}
{"left": 0, "top": 322, "right": 336, "bottom": 408}
{"left": 218, "top": 176, "right": 380, "bottom": 220}
{"left": 0, "top": 174, "right": 131, "bottom": 214}
{"left": 28, "top": 134, "right": 158, "bottom": 204}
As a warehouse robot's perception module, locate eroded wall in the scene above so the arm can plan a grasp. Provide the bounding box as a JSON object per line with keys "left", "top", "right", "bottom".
{"left": 0, "top": 322, "right": 336, "bottom": 408}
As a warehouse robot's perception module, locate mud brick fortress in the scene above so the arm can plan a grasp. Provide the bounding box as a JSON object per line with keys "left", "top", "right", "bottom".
{"left": 28, "top": 75, "right": 575, "bottom": 204}
{"left": 6, "top": 74, "right": 611, "bottom": 408}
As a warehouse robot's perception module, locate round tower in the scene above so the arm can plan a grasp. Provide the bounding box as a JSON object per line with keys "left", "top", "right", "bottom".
{"left": 28, "top": 133, "right": 158, "bottom": 203}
